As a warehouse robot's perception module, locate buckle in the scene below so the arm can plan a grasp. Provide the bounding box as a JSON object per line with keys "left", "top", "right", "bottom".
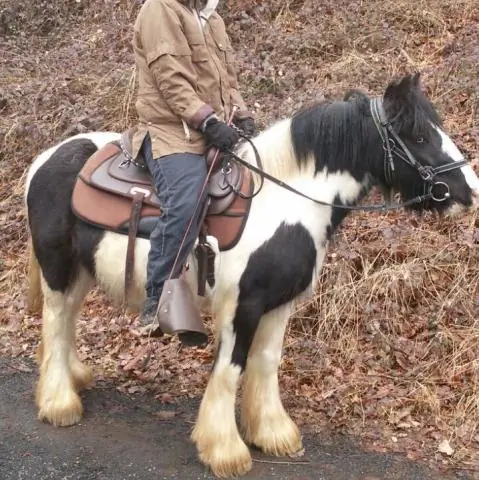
{"left": 221, "top": 162, "right": 232, "bottom": 175}
{"left": 119, "top": 159, "right": 130, "bottom": 168}
{"left": 418, "top": 166, "right": 434, "bottom": 181}
{"left": 130, "top": 186, "right": 151, "bottom": 198}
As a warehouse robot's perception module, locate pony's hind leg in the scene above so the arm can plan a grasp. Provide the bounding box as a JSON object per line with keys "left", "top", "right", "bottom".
{"left": 26, "top": 239, "right": 43, "bottom": 315}
{"left": 26, "top": 136, "right": 100, "bottom": 427}
{"left": 241, "top": 305, "right": 303, "bottom": 457}
{"left": 36, "top": 267, "right": 93, "bottom": 427}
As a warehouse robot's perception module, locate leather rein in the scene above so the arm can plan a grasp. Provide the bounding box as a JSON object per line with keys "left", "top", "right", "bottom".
{"left": 225, "top": 97, "right": 468, "bottom": 212}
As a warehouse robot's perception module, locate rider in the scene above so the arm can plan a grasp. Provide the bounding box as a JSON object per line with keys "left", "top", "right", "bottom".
{"left": 131, "top": 0, "right": 254, "bottom": 337}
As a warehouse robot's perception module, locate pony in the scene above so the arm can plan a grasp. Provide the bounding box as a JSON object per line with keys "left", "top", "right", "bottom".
{"left": 25, "top": 73, "right": 479, "bottom": 478}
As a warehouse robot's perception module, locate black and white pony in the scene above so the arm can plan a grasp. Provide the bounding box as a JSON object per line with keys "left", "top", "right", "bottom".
{"left": 25, "top": 74, "right": 479, "bottom": 478}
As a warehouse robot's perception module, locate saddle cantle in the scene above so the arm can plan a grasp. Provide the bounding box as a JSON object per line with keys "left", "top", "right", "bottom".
{"left": 71, "top": 130, "right": 253, "bottom": 297}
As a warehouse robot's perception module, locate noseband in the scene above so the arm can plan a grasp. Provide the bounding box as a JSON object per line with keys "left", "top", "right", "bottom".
{"left": 370, "top": 97, "right": 468, "bottom": 202}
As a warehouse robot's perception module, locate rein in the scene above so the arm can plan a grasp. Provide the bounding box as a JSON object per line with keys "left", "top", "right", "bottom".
{"left": 166, "top": 108, "right": 238, "bottom": 280}
{"left": 226, "top": 97, "right": 468, "bottom": 212}
{"left": 227, "top": 140, "right": 432, "bottom": 211}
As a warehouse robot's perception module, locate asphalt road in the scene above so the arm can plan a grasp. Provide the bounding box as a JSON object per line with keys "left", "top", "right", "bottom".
{"left": 0, "top": 358, "right": 470, "bottom": 480}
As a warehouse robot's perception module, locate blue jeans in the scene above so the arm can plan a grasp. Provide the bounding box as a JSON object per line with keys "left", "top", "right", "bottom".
{"left": 142, "top": 137, "right": 207, "bottom": 299}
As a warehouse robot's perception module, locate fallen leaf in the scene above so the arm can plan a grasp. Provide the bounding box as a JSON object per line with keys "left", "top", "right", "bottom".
{"left": 153, "top": 410, "right": 177, "bottom": 420}
{"left": 438, "top": 439, "right": 454, "bottom": 456}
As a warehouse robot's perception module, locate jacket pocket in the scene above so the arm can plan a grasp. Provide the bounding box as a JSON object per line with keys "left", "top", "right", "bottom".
{"left": 185, "top": 30, "right": 208, "bottom": 63}
{"left": 146, "top": 41, "right": 192, "bottom": 66}
{"left": 214, "top": 42, "right": 234, "bottom": 66}
{"left": 191, "top": 44, "right": 209, "bottom": 63}
{"left": 224, "top": 46, "right": 235, "bottom": 65}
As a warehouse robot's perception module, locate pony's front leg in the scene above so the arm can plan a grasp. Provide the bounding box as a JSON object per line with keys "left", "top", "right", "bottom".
{"left": 241, "top": 305, "right": 303, "bottom": 457}
{"left": 191, "top": 296, "right": 252, "bottom": 478}
{"left": 36, "top": 268, "right": 93, "bottom": 427}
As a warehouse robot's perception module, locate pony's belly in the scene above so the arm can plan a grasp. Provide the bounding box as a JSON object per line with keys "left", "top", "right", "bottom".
{"left": 93, "top": 231, "right": 150, "bottom": 310}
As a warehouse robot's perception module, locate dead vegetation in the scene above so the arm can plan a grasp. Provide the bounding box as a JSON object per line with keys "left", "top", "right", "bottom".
{"left": 0, "top": 0, "right": 478, "bottom": 475}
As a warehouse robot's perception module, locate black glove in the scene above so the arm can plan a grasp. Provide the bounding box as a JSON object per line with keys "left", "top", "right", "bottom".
{"left": 234, "top": 117, "right": 255, "bottom": 137}
{"left": 203, "top": 117, "right": 239, "bottom": 151}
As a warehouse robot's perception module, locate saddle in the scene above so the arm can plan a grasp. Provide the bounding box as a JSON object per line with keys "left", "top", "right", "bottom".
{"left": 71, "top": 130, "right": 253, "bottom": 298}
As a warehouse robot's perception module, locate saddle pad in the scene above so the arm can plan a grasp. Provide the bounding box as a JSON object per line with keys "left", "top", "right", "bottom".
{"left": 72, "top": 174, "right": 162, "bottom": 232}
{"left": 72, "top": 167, "right": 253, "bottom": 251}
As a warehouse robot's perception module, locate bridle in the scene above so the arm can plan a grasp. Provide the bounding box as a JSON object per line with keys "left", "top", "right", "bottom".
{"left": 370, "top": 97, "right": 468, "bottom": 203}
{"left": 225, "top": 98, "right": 468, "bottom": 212}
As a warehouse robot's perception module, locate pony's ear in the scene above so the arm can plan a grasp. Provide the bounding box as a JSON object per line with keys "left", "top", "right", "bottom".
{"left": 411, "top": 71, "right": 421, "bottom": 87}
{"left": 384, "top": 74, "right": 415, "bottom": 101}
{"left": 384, "top": 72, "right": 422, "bottom": 101}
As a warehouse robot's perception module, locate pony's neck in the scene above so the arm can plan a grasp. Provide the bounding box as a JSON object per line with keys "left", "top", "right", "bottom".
{"left": 243, "top": 118, "right": 307, "bottom": 180}
{"left": 243, "top": 100, "right": 385, "bottom": 190}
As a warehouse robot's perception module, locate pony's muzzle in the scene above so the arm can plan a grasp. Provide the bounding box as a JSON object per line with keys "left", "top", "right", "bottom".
{"left": 472, "top": 188, "right": 479, "bottom": 209}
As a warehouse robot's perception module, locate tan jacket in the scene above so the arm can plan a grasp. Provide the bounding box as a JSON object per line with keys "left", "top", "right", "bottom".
{"left": 132, "top": 0, "right": 250, "bottom": 159}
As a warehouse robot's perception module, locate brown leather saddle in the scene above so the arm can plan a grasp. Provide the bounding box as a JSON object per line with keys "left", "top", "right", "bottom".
{"left": 71, "top": 130, "right": 253, "bottom": 297}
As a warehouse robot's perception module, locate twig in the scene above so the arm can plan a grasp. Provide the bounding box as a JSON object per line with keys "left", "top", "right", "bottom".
{"left": 399, "top": 48, "right": 417, "bottom": 67}
{"left": 253, "top": 458, "right": 310, "bottom": 465}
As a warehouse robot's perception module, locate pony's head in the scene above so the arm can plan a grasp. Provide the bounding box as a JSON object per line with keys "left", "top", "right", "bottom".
{"left": 381, "top": 72, "right": 479, "bottom": 213}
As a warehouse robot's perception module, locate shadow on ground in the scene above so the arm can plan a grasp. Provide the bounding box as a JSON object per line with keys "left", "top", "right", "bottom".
{"left": 0, "top": 358, "right": 470, "bottom": 480}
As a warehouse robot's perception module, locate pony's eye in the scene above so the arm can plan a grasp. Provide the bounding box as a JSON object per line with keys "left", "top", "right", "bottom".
{"left": 416, "top": 137, "right": 425, "bottom": 144}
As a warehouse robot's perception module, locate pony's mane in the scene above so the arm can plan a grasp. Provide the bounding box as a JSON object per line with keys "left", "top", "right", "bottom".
{"left": 242, "top": 77, "right": 443, "bottom": 183}
{"left": 289, "top": 95, "right": 376, "bottom": 180}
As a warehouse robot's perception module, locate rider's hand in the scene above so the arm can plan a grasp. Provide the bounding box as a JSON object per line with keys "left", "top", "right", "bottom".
{"left": 202, "top": 117, "right": 239, "bottom": 151}
{"left": 234, "top": 117, "right": 255, "bottom": 137}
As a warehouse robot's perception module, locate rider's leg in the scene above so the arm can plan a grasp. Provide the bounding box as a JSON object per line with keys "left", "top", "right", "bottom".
{"left": 140, "top": 138, "right": 208, "bottom": 333}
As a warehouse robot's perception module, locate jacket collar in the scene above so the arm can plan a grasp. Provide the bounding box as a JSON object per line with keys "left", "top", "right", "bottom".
{"left": 178, "top": 0, "right": 217, "bottom": 17}
{"left": 200, "top": 0, "right": 218, "bottom": 20}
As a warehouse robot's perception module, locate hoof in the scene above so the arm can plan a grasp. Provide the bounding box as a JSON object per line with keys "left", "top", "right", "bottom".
{"left": 196, "top": 438, "right": 252, "bottom": 478}
{"left": 243, "top": 413, "right": 303, "bottom": 457}
{"left": 36, "top": 387, "right": 83, "bottom": 427}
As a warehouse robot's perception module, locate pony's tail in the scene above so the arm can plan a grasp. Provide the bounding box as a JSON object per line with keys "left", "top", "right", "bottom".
{"left": 26, "top": 239, "right": 43, "bottom": 315}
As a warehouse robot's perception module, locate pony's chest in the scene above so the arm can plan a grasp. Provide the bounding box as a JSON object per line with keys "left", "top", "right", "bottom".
{"left": 246, "top": 181, "right": 335, "bottom": 245}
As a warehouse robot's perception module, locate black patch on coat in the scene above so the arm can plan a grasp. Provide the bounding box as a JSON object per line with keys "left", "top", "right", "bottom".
{"left": 328, "top": 195, "right": 348, "bottom": 240}
{"left": 27, "top": 138, "right": 104, "bottom": 292}
{"left": 230, "top": 222, "right": 317, "bottom": 370}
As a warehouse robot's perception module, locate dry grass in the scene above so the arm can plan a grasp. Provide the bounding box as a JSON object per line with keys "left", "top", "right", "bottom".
{"left": 283, "top": 210, "right": 479, "bottom": 466}
{"left": 1, "top": 0, "right": 479, "bottom": 473}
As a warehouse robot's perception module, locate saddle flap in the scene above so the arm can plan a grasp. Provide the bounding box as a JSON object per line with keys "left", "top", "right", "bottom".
{"left": 107, "top": 129, "right": 150, "bottom": 185}
{"left": 108, "top": 155, "right": 151, "bottom": 185}
{"left": 72, "top": 174, "right": 161, "bottom": 232}
{"left": 88, "top": 157, "right": 161, "bottom": 208}
{"left": 205, "top": 167, "right": 253, "bottom": 250}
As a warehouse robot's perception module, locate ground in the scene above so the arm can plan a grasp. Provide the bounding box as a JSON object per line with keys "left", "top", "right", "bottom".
{"left": 0, "top": 0, "right": 478, "bottom": 478}
{"left": 0, "top": 357, "right": 472, "bottom": 480}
